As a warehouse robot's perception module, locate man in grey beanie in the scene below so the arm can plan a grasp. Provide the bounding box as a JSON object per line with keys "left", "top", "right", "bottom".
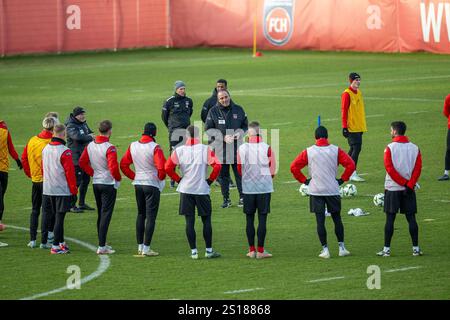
{"left": 161, "top": 81, "right": 193, "bottom": 188}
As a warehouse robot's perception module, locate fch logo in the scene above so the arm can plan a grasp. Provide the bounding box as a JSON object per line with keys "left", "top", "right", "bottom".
{"left": 263, "top": 0, "right": 295, "bottom": 46}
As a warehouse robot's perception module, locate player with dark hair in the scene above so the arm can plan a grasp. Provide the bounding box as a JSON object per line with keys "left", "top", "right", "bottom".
{"left": 237, "top": 121, "right": 276, "bottom": 259}
{"left": 79, "top": 120, "right": 121, "bottom": 255}
{"left": 341, "top": 72, "right": 367, "bottom": 182}
{"left": 377, "top": 121, "right": 423, "bottom": 257}
{"left": 165, "top": 125, "right": 222, "bottom": 259}
{"left": 291, "top": 126, "right": 355, "bottom": 259}
{"left": 120, "top": 123, "right": 166, "bottom": 256}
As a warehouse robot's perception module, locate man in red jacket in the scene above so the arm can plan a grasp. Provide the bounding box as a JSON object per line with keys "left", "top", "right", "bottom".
{"left": 438, "top": 94, "right": 450, "bottom": 181}
{"left": 377, "top": 121, "right": 422, "bottom": 257}
{"left": 120, "top": 123, "right": 166, "bottom": 256}
{"left": 79, "top": 120, "right": 121, "bottom": 255}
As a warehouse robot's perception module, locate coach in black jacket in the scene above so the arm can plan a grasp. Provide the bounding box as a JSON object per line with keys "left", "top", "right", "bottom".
{"left": 205, "top": 89, "right": 248, "bottom": 208}
{"left": 162, "top": 80, "right": 193, "bottom": 187}
{"left": 201, "top": 79, "right": 228, "bottom": 123}
{"left": 65, "top": 106, "right": 95, "bottom": 212}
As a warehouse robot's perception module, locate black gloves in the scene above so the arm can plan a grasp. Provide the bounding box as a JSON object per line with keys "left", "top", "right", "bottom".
{"left": 206, "top": 178, "right": 213, "bottom": 186}
{"left": 16, "top": 159, "right": 23, "bottom": 170}
{"left": 342, "top": 128, "right": 349, "bottom": 138}
{"left": 336, "top": 178, "right": 344, "bottom": 186}
{"left": 304, "top": 178, "right": 311, "bottom": 185}
{"left": 403, "top": 184, "right": 414, "bottom": 195}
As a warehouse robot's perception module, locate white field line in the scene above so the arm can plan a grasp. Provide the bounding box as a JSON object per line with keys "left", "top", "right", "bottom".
{"left": 307, "top": 276, "right": 345, "bottom": 283}
{"left": 90, "top": 100, "right": 106, "bottom": 104}
{"left": 161, "top": 192, "right": 179, "bottom": 196}
{"left": 282, "top": 181, "right": 298, "bottom": 184}
{"left": 6, "top": 225, "right": 110, "bottom": 300}
{"left": 423, "top": 219, "right": 436, "bottom": 222}
{"left": 224, "top": 288, "right": 264, "bottom": 294}
{"left": 271, "top": 122, "right": 293, "bottom": 126}
{"left": 384, "top": 266, "right": 422, "bottom": 273}
{"left": 434, "top": 200, "right": 450, "bottom": 203}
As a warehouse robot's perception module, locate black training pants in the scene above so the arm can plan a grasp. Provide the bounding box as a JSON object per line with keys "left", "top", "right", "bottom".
{"left": 135, "top": 185, "right": 160, "bottom": 246}
{"left": 93, "top": 184, "right": 117, "bottom": 247}
{"left": 185, "top": 215, "right": 212, "bottom": 250}
{"left": 315, "top": 212, "right": 344, "bottom": 246}
{"left": 0, "top": 171, "right": 8, "bottom": 220}
{"left": 246, "top": 213, "right": 268, "bottom": 248}
{"left": 71, "top": 165, "right": 91, "bottom": 207}
{"left": 220, "top": 163, "right": 242, "bottom": 199}
{"left": 347, "top": 132, "right": 363, "bottom": 168}
{"left": 445, "top": 129, "right": 450, "bottom": 170}
{"left": 384, "top": 212, "right": 419, "bottom": 247}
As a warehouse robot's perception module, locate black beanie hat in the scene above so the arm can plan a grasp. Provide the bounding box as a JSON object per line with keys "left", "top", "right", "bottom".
{"left": 315, "top": 126, "right": 328, "bottom": 139}
{"left": 349, "top": 72, "right": 361, "bottom": 82}
{"left": 72, "top": 106, "right": 86, "bottom": 117}
{"left": 143, "top": 122, "right": 157, "bottom": 137}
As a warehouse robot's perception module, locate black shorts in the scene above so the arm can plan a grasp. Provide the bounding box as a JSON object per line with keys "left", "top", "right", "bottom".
{"left": 243, "top": 193, "right": 271, "bottom": 215}
{"left": 309, "top": 195, "right": 341, "bottom": 214}
{"left": 179, "top": 193, "right": 212, "bottom": 216}
{"left": 42, "top": 195, "right": 72, "bottom": 214}
{"left": 347, "top": 132, "right": 363, "bottom": 145}
{"left": 384, "top": 190, "right": 417, "bottom": 215}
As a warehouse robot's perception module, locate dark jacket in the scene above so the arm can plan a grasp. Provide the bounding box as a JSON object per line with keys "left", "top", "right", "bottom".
{"left": 65, "top": 114, "right": 94, "bottom": 165}
{"left": 205, "top": 102, "right": 248, "bottom": 163}
{"left": 161, "top": 93, "right": 193, "bottom": 132}
{"left": 201, "top": 88, "right": 218, "bottom": 123}
{"left": 201, "top": 88, "right": 236, "bottom": 123}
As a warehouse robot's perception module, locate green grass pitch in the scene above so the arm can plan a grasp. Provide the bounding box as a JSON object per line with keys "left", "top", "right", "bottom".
{"left": 0, "top": 48, "right": 449, "bottom": 300}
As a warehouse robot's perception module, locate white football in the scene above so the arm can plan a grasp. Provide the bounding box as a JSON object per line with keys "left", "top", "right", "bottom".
{"left": 373, "top": 193, "right": 384, "bottom": 207}
{"left": 342, "top": 183, "right": 357, "bottom": 197}
{"left": 299, "top": 184, "right": 309, "bottom": 196}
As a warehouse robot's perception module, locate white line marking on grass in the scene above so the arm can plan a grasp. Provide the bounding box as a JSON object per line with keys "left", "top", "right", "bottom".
{"left": 407, "top": 111, "right": 428, "bottom": 114}
{"left": 161, "top": 193, "right": 179, "bottom": 196}
{"left": 434, "top": 200, "right": 450, "bottom": 203}
{"left": 271, "top": 122, "right": 293, "bottom": 126}
{"left": 90, "top": 100, "right": 106, "bottom": 104}
{"left": 282, "top": 180, "right": 298, "bottom": 184}
{"left": 423, "top": 219, "right": 436, "bottom": 222}
{"left": 6, "top": 225, "right": 110, "bottom": 300}
{"left": 224, "top": 288, "right": 264, "bottom": 294}
{"left": 307, "top": 276, "right": 345, "bottom": 283}
{"left": 384, "top": 266, "right": 422, "bottom": 273}
{"left": 116, "top": 197, "right": 129, "bottom": 201}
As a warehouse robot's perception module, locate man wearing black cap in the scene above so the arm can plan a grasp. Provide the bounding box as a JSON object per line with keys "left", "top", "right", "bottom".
{"left": 341, "top": 72, "right": 367, "bottom": 182}
{"left": 65, "top": 106, "right": 95, "bottom": 213}
{"left": 162, "top": 81, "right": 193, "bottom": 188}
{"left": 120, "top": 123, "right": 166, "bottom": 256}
{"left": 290, "top": 126, "right": 355, "bottom": 259}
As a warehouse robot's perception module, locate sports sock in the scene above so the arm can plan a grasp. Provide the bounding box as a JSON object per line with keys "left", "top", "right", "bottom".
{"left": 191, "top": 249, "right": 198, "bottom": 255}
{"left": 257, "top": 246, "right": 264, "bottom": 253}
{"left": 445, "top": 170, "right": 449, "bottom": 175}
{"left": 322, "top": 245, "right": 328, "bottom": 250}
{"left": 143, "top": 245, "right": 150, "bottom": 253}
{"left": 249, "top": 245, "right": 256, "bottom": 252}
{"left": 413, "top": 246, "right": 420, "bottom": 251}
{"left": 206, "top": 248, "right": 213, "bottom": 253}
{"left": 338, "top": 242, "right": 345, "bottom": 249}
{"left": 383, "top": 246, "right": 390, "bottom": 252}
{"left": 138, "top": 244, "right": 143, "bottom": 252}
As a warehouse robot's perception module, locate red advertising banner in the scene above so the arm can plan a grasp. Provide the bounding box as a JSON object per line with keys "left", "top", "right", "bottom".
{"left": 0, "top": 0, "right": 449, "bottom": 56}
{"left": 0, "top": 0, "right": 168, "bottom": 56}
{"left": 170, "top": 0, "right": 450, "bottom": 54}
